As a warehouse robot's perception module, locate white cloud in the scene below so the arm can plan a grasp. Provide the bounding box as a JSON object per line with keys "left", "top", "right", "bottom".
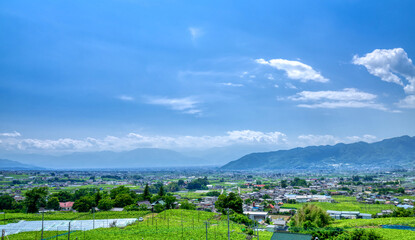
{"left": 256, "top": 58, "right": 329, "bottom": 83}
{"left": 285, "top": 83, "right": 298, "bottom": 89}
{"left": 397, "top": 95, "right": 415, "bottom": 108}
{"left": 274, "top": 84, "right": 279, "bottom": 88}
{"left": 0, "top": 130, "right": 287, "bottom": 153}
{"left": 0, "top": 131, "right": 21, "bottom": 137}
{"left": 266, "top": 74, "right": 274, "bottom": 80}
{"left": 117, "top": 95, "right": 134, "bottom": 101}
{"left": 189, "top": 27, "right": 203, "bottom": 41}
{"left": 297, "top": 134, "right": 377, "bottom": 147}
{"left": 146, "top": 97, "right": 201, "bottom": 115}
{"left": 297, "top": 101, "right": 388, "bottom": 111}
{"left": 353, "top": 48, "right": 415, "bottom": 93}
{"left": 221, "top": 82, "right": 244, "bottom": 87}
{"left": 288, "top": 88, "right": 377, "bottom": 101}
{"left": 288, "top": 88, "right": 388, "bottom": 111}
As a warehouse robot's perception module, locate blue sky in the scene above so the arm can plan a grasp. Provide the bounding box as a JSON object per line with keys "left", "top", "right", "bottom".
{"left": 1, "top": 0, "right": 415, "bottom": 153}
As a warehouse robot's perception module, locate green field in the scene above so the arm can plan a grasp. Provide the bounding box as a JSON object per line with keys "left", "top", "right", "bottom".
{"left": 330, "top": 217, "right": 415, "bottom": 228}
{"left": 282, "top": 196, "right": 397, "bottom": 214}
{"left": 0, "top": 211, "right": 149, "bottom": 225}
{"left": 8, "top": 210, "right": 273, "bottom": 240}
{"left": 327, "top": 217, "right": 415, "bottom": 240}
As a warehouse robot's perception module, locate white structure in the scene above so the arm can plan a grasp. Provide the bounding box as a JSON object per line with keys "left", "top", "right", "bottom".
{"left": 244, "top": 211, "right": 268, "bottom": 221}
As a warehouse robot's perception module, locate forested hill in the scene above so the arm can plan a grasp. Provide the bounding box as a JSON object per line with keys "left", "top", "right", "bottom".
{"left": 221, "top": 135, "right": 415, "bottom": 170}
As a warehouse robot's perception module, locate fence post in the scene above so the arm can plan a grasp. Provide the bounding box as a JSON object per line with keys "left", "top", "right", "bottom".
{"left": 68, "top": 222, "right": 71, "bottom": 240}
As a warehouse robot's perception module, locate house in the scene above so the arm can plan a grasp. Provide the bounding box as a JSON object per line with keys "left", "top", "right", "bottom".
{"left": 244, "top": 211, "right": 268, "bottom": 221}
{"left": 59, "top": 202, "right": 74, "bottom": 211}
{"left": 137, "top": 200, "right": 151, "bottom": 207}
{"left": 327, "top": 210, "right": 371, "bottom": 219}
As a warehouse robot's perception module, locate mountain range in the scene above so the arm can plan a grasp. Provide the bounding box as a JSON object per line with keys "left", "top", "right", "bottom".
{"left": 0, "top": 159, "right": 44, "bottom": 170}
{"left": 221, "top": 135, "right": 415, "bottom": 170}
{"left": 1, "top": 135, "right": 414, "bottom": 170}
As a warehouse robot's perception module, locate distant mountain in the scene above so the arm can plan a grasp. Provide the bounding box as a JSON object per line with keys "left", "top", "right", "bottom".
{"left": 221, "top": 136, "right": 415, "bottom": 170}
{"left": 1, "top": 148, "right": 206, "bottom": 169}
{"left": 180, "top": 144, "right": 279, "bottom": 166}
{"left": 0, "top": 145, "right": 279, "bottom": 169}
{"left": 0, "top": 159, "right": 44, "bottom": 170}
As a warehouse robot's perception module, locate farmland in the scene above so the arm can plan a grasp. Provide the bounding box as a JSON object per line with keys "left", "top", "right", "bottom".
{"left": 8, "top": 210, "right": 273, "bottom": 240}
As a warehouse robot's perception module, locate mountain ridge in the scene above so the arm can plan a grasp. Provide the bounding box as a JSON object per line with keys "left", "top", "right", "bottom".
{"left": 221, "top": 135, "right": 415, "bottom": 170}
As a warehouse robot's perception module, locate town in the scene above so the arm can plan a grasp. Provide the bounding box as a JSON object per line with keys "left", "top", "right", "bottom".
{"left": 1, "top": 168, "right": 414, "bottom": 239}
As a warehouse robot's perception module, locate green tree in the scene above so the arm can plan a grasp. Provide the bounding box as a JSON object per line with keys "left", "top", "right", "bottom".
{"left": 280, "top": 180, "right": 288, "bottom": 188}
{"left": 110, "top": 186, "right": 136, "bottom": 199}
{"left": 114, "top": 193, "right": 134, "bottom": 207}
{"left": 97, "top": 198, "right": 114, "bottom": 211}
{"left": 138, "top": 204, "right": 149, "bottom": 211}
{"left": 0, "top": 194, "right": 16, "bottom": 210}
{"left": 143, "top": 184, "right": 152, "bottom": 201}
{"left": 154, "top": 203, "right": 165, "bottom": 213}
{"left": 179, "top": 200, "right": 196, "bottom": 210}
{"left": 94, "top": 190, "right": 101, "bottom": 206}
{"left": 166, "top": 182, "right": 179, "bottom": 192}
{"left": 290, "top": 204, "right": 331, "bottom": 229}
{"left": 123, "top": 204, "right": 139, "bottom": 211}
{"left": 206, "top": 191, "right": 220, "bottom": 197}
{"left": 46, "top": 197, "right": 60, "bottom": 210}
{"left": 187, "top": 178, "right": 209, "bottom": 190}
{"left": 25, "top": 187, "right": 48, "bottom": 213}
{"left": 215, "top": 192, "right": 243, "bottom": 214}
{"left": 73, "top": 196, "right": 95, "bottom": 212}
{"left": 177, "top": 180, "right": 185, "bottom": 186}
{"left": 158, "top": 185, "right": 165, "bottom": 197}
{"left": 50, "top": 191, "right": 72, "bottom": 202}
{"left": 163, "top": 195, "right": 176, "bottom": 209}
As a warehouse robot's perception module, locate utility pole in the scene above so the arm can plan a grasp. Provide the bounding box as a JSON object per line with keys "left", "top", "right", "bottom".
{"left": 205, "top": 221, "right": 208, "bottom": 240}
{"left": 227, "top": 208, "right": 230, "bottom": 240}
{"left": 93, "top": 207, "right": 95, "bottom": 230}
{"left": 2, "top": 229, "right": 5, "bottom": 240}
{"left": 257, "top": 223, "right": 259, "bottom": 240}
{"left": 40, "top": 209, "right": 45, "bottom": 240}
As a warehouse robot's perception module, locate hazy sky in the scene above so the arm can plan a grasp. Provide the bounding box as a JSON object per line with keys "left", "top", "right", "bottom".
{"left": 1, "top": 0, "right": 415, "bottom": 153}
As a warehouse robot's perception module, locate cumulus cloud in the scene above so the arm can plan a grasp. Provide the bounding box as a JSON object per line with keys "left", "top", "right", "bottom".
{"left": 287, "top": 88, "right": 388, "bottom": 111}
{"left": 0, "top": 131, "right": 21, "bottom": 137}
{"left": 220, "top": 82, "right": 244, "bottom": 87}
{"left": 397, "top": 95, "right": 415, "bottom": 108}
{"left": 297, "top": 134, "right": 377, "bottom": 147}
{"left": 256, "top": 58, "right": 329, "bottom": 83}
{"left": 0, "top": 130, "right": 288, "bottom": 153}
{"left": 146, "top": 97, "right": 201, "bottom": 115}
{"left": 353, "top": 48, "right": 415, "bottom": 93}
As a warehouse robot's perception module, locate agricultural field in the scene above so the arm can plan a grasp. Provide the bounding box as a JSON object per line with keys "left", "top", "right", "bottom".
{"left": 8, "top": 210, "right": 273, "bottom": 240}
{"left": 330, "top": 217, "right": 415, "bottom": 228}
{"left": 282, "top": 196, "right": 397, "bottom": 214}
{"left": 325, "top": 217, "right": 415, "bottom": 240}
{"left": 0, "top": 211, "right": 149, "bottom": 225}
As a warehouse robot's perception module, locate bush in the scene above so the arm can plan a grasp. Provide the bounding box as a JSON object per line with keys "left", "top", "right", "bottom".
{"left": 290, "top": 204, "right": 331, "bottom": 229}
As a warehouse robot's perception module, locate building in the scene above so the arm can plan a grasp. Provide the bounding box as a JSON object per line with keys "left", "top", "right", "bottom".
{"left": 244, "top": 211, "right": 268, "bottom": 221}
{"left": 59, "top": 202, "right": 74, "bottom": 211}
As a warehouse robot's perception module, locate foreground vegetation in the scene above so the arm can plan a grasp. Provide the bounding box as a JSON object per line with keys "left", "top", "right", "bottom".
{"left": 9, "top": 209, "right": 273, "bottom": 240}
